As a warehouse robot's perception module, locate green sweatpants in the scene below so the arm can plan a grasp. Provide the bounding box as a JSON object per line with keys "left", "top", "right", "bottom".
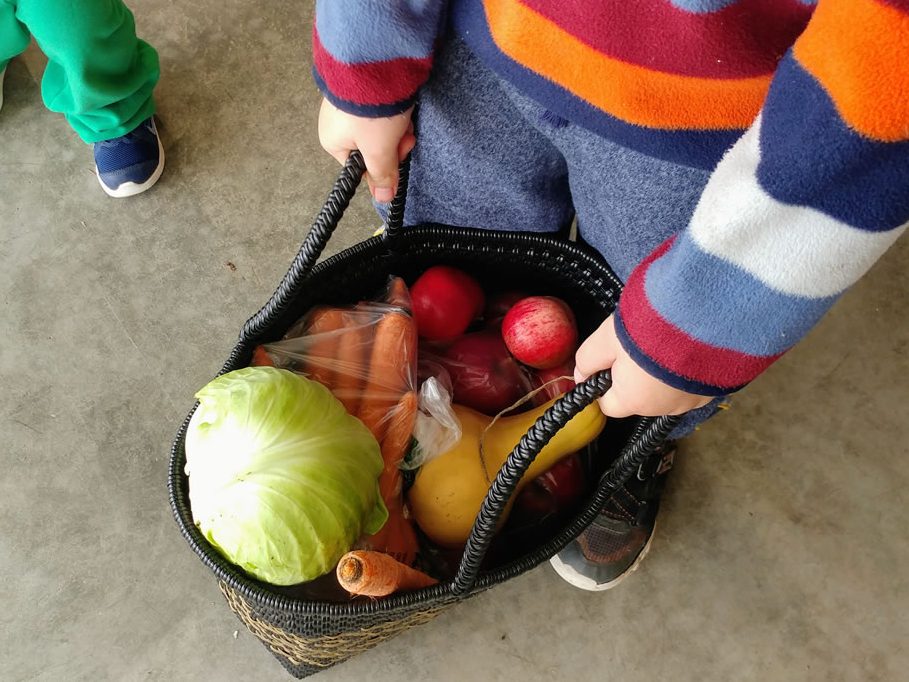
{"left": 0, "top": 0, "right": 158, "bottom": 142}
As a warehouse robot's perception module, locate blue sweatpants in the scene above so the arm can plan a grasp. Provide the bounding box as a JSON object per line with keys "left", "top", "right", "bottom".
{"left": 400, "top": 37, "right": 725, "bottom": 437}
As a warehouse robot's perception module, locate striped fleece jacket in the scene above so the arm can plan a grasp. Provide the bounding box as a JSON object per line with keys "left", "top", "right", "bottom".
{"left": 312, "top": 0, "right": 909, "bottom": 397}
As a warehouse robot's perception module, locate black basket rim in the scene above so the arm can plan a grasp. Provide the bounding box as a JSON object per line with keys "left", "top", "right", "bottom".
{"left": 168, "top": 224, "right": 629, "bottom": 616}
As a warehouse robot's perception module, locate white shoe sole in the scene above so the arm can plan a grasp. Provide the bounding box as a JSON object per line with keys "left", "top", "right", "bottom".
{"left": 549, "top": 523, "right": 656, "bottom": 592}
{"left": 95, "top": 121, "right": 166, "bottom": 198}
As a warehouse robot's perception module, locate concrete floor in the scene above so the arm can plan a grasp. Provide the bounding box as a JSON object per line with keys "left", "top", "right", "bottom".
{"left": 2, "top": 3, "right": 907, "bottom": 680}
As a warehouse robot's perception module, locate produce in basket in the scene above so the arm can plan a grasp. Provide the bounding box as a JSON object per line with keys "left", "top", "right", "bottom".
{"left": 253, "top": 278, "right": 423, "bottom": 565}
{"left": 355, "top": 307, "right": 415, "bottom": 440}
{"left": 251, "top": 345, "right": 274, "bottom": 367}
{"left": 298, "top": 307, "right": 349, "bottom": 388}
{"left": 487, "top": 451, "right": 591, "bottom": 564}
{"left": 510, "top": 453, "right": 587, "bottom": 527}
{"left": 531, "top": 361, "right": 577, "bottom": 404}
{"left": 483, "top": 290, "right": 526, "bottom": 329}
{"left": 359, "top": 390, "right": 419, "bottom": 564}
{"left": 440, "top": 330, "right": 533, "bottom": 415}
{"left": 348, "top": 284, "right": 419, "bottom": 563}
{"left": 410, "top": 265, "right": 485, "bottom": 341}
{"left": 386, "top": 276, "right": 412, "bottom": 311}
{"left": 408, "top": 397, "right": 606, "bottom": 547}
{"left": 184, "top": 367, "right": 387, "bottom": 585}
{"left": 502, "top": 296, "right": 578, "bottom": 369}
{"left": 336, "top": 550, "right": 438, "bottom": 597}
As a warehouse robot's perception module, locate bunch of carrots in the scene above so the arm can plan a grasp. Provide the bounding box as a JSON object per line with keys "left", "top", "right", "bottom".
{"left": 253, "top": 278, "right": 435, "bottom": 596}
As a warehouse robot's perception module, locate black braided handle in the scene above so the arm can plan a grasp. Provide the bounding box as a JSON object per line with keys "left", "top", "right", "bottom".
{"left": 452, "top": 371, "right": 680, "bottom": 595}
{"left": 239, "top": 152, "right": 367, "bottom": 342}
{"left": 239, "top": 152, "right": 411, "bottom": 342}
{"left": 383, "top": 154, "right": 411, "bottom": 241}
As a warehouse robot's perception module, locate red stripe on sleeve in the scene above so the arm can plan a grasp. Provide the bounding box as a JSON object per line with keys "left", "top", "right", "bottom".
{"left": 618, "top": 239, "right": 782, "bottom": 391}
{"left": 313, "top": 27, "right": 433, "bottom": 107}
{"left": 519, "top": 0, "right": 813, "bottom": 78}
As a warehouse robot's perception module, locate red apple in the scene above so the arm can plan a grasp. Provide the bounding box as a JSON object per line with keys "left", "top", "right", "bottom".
{"left": 502, "top": 296, "right": 578, "bottom": 370}
{"left": 483, "top": 290, "right": 527, "bottom": 329}
{"left": 442, "top": 331, "right": 531, "bottom": 415}
{"left": 411, "top": 266, "right": 485, "bottom": 341}
{"left": 535, "top": 454, "right": 587, "bottom": 507}
{"left": 511, "top": 453, "right": 587, "bottom": 525}
{"left": 532, "top": 360, "right": 577, "bottom": 403}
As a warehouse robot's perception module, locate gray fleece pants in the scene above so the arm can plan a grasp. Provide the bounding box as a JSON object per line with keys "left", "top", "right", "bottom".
{"left": 397, "top": 37, "right": 725, "bottom": 437}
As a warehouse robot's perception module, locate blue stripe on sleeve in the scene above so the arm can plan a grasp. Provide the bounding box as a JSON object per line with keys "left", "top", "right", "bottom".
{"left": 644, "top": 232, "right": 839, "bottom": 356}
{"left": 315, "top": 0, "right": 443, "bottom": 65}
{"left": 667, "top": 0, "right": 739, "bottom": 13}
{"left": 757, "top": 55, "right": 909, "bottom": 233}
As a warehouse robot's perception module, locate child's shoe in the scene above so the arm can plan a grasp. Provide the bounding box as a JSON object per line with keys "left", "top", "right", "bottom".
{"left": 549, "top": 441, "right": 677, "bottom": 590}
{"left": 93, "top": 117, "right": 165, "bottom": 198}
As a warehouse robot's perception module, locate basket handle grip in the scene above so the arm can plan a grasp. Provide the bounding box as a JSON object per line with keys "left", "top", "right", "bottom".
{"left": 451, "top": 371, "right": 680, "bottom": 595}
{"left": 383, "top": 154, "right": 410, "bottom": 241}
{"left": 239, "top": 152, "right": 410, "bottom": 342}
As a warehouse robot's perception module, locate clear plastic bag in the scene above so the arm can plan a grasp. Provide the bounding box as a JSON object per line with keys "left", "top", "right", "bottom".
{"left": 250, "top": 278, "right": 461, "bottom": 564}
{"left": 418, "top": 330, "right": 537, "bottom": 418}
{"left": 402, "top": 365, "right": 462, "bottom": 470}
{"left": 253, "top": 279, "right": 461, "bottom": 466}
{"left": 258, "top": 301, "right": 413, "bottom": 437}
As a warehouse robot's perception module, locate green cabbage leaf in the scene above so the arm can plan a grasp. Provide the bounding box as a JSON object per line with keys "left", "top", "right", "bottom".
{"left": 185, "top": 367, "right": 387, "bottom": 585}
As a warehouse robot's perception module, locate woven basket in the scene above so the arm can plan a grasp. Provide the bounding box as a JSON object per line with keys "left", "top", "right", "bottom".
{"left": 168, "top": 153, "right": 679, "bottom": 678}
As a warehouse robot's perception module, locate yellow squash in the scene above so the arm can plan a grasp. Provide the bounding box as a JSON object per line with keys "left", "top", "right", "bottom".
{"left": 407, "top": 398, "right": 606, "bottom": 547}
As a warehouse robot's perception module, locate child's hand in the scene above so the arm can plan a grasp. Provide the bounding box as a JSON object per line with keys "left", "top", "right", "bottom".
{"left": 575, "top": 315, "right": 712, "bottom": 418}
{"left": 318, "top": 98, "right": 416, "bottom": 203}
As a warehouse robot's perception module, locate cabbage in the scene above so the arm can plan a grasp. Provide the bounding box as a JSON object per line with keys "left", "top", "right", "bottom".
{"left": 185, "top": 367, "right": 387, "bottom": 585}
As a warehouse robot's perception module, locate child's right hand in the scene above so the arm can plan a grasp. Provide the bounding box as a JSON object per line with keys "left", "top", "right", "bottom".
{"left": 318, "top": 98, "right": 416, "bottom": 203}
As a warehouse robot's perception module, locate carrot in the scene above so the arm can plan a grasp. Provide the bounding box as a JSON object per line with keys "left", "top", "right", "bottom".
{"left": 336, "top": 550, "right": 437, "bottom": 597}
{"left": 358, "top": 391, "right": 420, "bottom": 564}
{"left": 356, "top": 311, "right": 415, "bottom": 442}
{"left": 250, "top": 346, "right": 274, "bottom": 367}
{"left": 301, "top": 307, "right": 346, "bottom": 388}
{"left": 385, "top": 277, "right": 412, "bottom": 312}
{"left": 378, "top": 391, "right": 418, "bottom": 499}
{"left": 330, "top": 307, "right": 375, "bottom": 415}
{"left": 361, "top": 501, "right": 419, "bottom": 566}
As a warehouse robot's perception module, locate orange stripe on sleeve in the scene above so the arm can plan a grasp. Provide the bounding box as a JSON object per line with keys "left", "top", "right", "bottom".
{"left": 794, "top": 0, "right": 909, "bottom": 142}
{"left": 483, "top": 0, "right": 772, "bottom": 130}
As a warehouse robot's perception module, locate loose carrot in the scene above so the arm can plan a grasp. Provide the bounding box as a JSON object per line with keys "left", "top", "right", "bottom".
{"left": 356, "top": 311, "right": 415, "bottom": 442}
{"left": 385, "top": 277, "right": 412, "bottom": 312}
{"left": 300, "top": 307, "right": 346, "bottom": 388}
{"left": 336, "top": 550, "right": 437, "bottom": 597}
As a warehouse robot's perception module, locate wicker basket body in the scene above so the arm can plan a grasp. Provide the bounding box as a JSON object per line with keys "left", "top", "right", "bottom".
{"left": 168, "top": 155, "right": 678, "bottom": 677}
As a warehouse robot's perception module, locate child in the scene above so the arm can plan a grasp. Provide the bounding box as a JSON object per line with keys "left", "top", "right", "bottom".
{"left": 313, "top": 1, "right": 908, "bottom": 590}
{"left": 0, "top": 0, "right": 163, "bottom": 197}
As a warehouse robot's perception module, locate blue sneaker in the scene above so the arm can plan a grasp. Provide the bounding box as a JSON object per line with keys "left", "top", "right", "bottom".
{"left": 93, "top": 117, "right": 165, "bottom": 198}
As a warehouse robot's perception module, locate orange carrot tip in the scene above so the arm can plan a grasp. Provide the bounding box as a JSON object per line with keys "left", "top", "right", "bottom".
{"left": 386, "top": 277, "right": 412, "bottom": 312}
{"left": 336, "top": 550, "right": 436, "bottom": 598}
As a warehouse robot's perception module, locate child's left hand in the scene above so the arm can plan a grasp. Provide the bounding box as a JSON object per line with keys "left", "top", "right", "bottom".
{"left": 575, "top": 315, "right": 712, "bottom": 418}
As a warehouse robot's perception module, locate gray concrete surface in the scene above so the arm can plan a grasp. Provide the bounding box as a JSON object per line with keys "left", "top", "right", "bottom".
{"left": 1, "top": 2, "right": 907, "bottom": 680}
